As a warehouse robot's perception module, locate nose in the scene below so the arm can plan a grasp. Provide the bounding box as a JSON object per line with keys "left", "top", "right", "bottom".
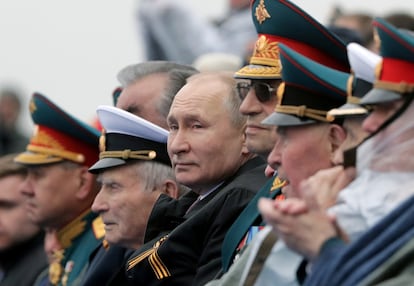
{"left": 267, "top": 140, "right": 282, "bottom": 171}
{"left": 362, "top": 111, "right": 382, "bottom": 134}
{"left": 264, "top": 165, "right": 276, "bottom": 177}
{"left": 91, "top": 189, "right": 109, "bottom": 214}
{"left": 239, "top": 89, "right": 261, "bottom": 116}
{"left": 168, "top": 130, "right": 190, "bottom": 157}
{"left": 20, "top": 175, "right": 34, "bottom": 198}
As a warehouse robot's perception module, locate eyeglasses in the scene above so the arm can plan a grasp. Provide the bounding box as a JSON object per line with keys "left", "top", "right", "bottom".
{"left": 236, "top": 81, "right": 277, "bottom": 103}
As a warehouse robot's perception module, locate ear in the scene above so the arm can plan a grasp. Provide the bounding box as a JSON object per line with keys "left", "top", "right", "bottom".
{"left": 75, "top": 166, "right": 97, "bottom": 200}
{"left": 161, "top": 179, "right": 180, "bottom": 199}
{"left": 241, "top": 128, "right": 250, "bottom": 155}
{"left": 328, "top": 124, "right": 347, "bottom": 161}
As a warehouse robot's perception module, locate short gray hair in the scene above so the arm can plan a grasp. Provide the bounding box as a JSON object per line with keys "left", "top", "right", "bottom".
{"left": 132, "top": 160, "right": 188, "bottom": 196}
{"left": 117, "top": 61, "right": 199, "bottom": 119}
{"left": 117, "top": 61, "right": 198, "bottom": 88}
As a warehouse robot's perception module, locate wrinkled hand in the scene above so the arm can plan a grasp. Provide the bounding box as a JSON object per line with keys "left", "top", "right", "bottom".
{"left": 300, "top": 166, "right": 356, "bottom": 211}
{"left": 258, "top": 198, "right": 338, "bottom": 261}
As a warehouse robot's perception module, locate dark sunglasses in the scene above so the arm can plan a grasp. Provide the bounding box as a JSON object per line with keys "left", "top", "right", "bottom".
{"left": 236, "top": 81, "right": 277, "bottom": 103}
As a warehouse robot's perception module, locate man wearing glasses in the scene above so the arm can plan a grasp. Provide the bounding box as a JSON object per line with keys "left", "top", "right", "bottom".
{"left": 216, "top": 0, "right": 352, "bottom": 281}
{"left": 219, "top": 26, "right": 285, "bottom": 278}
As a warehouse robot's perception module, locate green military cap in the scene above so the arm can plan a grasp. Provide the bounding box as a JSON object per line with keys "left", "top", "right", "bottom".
{"left": 235, "top": 0, "right": 350, "bottom": 80}
{"left": 15, "top": 92, "right": 100, "bottom": 166}
{"left": 263, "top": 43, "right": 348, "bottom": 126}
{"left": 360, "top": 18, "right": 414, "bottom": 106}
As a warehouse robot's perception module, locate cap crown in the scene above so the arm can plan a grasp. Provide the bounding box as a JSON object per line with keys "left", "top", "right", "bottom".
{"left": 15, "top": 93, "right": 100, "bottom": 166}
{"left": 263, "top": 43, "right": 348, "bottom": 126}
{"left": 89, "top": 106, "right": 170, "bottom": 173}
{"left": 360, "top": 18, "right": 414, "bottom": 105}
{"left": 235, "top": 0, "right": 349, "bottom": 79}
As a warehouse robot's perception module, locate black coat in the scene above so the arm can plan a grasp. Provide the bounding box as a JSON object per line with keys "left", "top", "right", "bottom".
{"left": 125, "top": 157, "right": 267, "bottom": 286}
{"left": 0, "top": 232, "right": 47, "bottom": 286}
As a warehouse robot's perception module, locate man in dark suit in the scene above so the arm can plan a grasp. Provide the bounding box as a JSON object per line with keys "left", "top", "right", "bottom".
{"left": 79, "top": 62, "right": 198, "bottom": 286}
{"left": 125, "top": 71, "right": 268, "bottom": 285}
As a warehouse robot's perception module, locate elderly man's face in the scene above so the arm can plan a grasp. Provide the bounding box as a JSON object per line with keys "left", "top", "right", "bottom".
{"left": 268, "top": 124, "right": 339, "bottom": 198}
{"left": 238, "top": 79, "right": 281, "bottom": 158}
{"left": 92, "top": 163, "right": 163, "bottom": 249}
{"left": 362, "top": 99, "right": 405, "bottom": 135}
{"left": 167, "top": 75, "right": 246, "bottom": 193}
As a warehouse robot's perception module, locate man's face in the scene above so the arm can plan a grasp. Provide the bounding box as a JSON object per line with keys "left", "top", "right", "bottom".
{"left": 92, "top": 164, "right": 161, "bottom": 249}
{"left": 21, "top": 163, "right": 82, "bottom": 228}
{"left": 362, "top": 99, "right": 405, "bottom": 135}
{"left": 116, "top": 73, "right": 169, "bottom": 129}
{"left": 268, "top": 124, "right": 335, "bottom": 197}
{"left": 0, "top": 175, "right": 40, "bottom": 250}
{"left": 167, "top": 76, "right": 246, "bottom": 192}
{"left": 238, "top": 79, "right": 280, "bottom": 157}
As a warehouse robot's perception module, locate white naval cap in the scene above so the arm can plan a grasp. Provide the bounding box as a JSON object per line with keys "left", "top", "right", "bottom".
{"left": 327, "top": 43, "right": 382, "bottom": 118}
{"left": 347, "top": 42, "right": 382, "bottom": 84}
{"left": 89, "top": 105, "right": 170, "bottom": 173}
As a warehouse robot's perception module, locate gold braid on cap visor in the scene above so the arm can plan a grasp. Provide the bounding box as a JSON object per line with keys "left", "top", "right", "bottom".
{"left": 374, "top": 80, "right": 414, "bottom": 94}
{"left": 99, "top": 149, "right": 157, "bottom": 161}
{"left": 27, "top": 145, "right": 85, "bottom": 163}
{"left": 274, "top": 105, "right": 332, "bottom": 122}
{"left": 275, "top": 83, "right": 336, "bottom": 122}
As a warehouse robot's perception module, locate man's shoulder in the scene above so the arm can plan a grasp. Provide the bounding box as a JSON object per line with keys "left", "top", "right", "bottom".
{"left": 221, "top": 156, "right": 268, "bottom": 192}
{"left": 145, "top": 191, "right": 198, "bottom": 243}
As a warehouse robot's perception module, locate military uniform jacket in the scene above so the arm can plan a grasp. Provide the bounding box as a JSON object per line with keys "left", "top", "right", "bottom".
{"left": 221, "top": 175, "right": 283, "bottom": 273}
{"left": 126, "top": 157, "right": 267, "bottom": 286}
{"left": 47, "top": 211, "right": 104, "bottom": 286}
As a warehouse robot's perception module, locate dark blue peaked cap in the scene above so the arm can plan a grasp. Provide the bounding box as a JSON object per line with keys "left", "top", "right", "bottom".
{"left": 89, "top": 106, "right": 170, "bottom": 174}
{"left": 262, "top": 43, "right": 348, "bottom": 126}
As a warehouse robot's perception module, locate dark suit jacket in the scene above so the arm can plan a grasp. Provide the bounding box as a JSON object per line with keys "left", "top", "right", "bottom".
{"left": 0, "top": 233, "right": 47, "bottom": 286}
{"left": 125, "top": 156, "right": 267, "bottom": 286}
{"left": 79, "top": 245, "right": 134, "bottom": 286}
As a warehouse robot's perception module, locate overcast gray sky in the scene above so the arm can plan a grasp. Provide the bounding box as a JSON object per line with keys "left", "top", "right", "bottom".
{"left": 1, "top": 0, "right": 412, "bottom": 135}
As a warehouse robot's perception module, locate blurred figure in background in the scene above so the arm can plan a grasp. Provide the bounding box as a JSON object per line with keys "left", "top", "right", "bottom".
{"left": 0, "top": 89, "right": 29, "bottom": 155}
{"left": 116, "top": 61, "right": 199, "bottom": 128}
{"left": 328, "top": 7, "right": 374, "bottom": 49}
{"left": 136, "top": 0, "right": 256, "bottom": 65}
{"left": 0, "top": 153, "right": 47, "bottom": 286}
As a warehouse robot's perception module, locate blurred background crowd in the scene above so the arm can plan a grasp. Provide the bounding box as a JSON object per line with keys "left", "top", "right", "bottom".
{"left": 0, "top": 0, "right": 413, "bottom": 156}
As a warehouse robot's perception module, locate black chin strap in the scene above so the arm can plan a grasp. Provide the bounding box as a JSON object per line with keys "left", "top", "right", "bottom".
{"left": 364, "top": 95, "right": 414, "bottom": 142}
{"left": 342, "top": 94, "right": 414, "bottom": 168}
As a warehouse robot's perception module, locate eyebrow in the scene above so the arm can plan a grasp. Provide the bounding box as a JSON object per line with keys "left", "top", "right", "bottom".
{"left": 0, "top": 199, "right": 17, "bottom": 208}
{"left": 125, "top": 105, "right": 141, "bottom": 115}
